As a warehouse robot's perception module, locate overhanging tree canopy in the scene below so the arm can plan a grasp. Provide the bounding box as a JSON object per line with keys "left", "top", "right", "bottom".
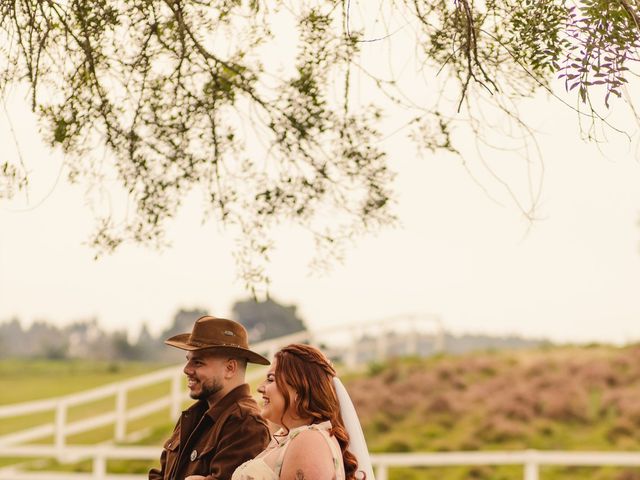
{"left": 1, "top": 0, "right": 638, "bottom": 290}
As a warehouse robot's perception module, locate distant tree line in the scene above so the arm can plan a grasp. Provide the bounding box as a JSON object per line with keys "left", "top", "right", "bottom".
{"left": 0, "top": 298, "right": 307, "bottom": 361}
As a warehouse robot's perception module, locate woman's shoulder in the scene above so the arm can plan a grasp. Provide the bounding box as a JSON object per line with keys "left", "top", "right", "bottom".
{"left": 279, "top": 425, "right": 339, "bottom": 480}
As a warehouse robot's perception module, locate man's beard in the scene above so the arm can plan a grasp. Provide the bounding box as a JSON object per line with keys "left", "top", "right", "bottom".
{"left": 191, "top": 377, "right": 223, "bottom": 400}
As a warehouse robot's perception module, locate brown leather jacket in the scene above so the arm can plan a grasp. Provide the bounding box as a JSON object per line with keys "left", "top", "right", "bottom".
{"left": 149, "top": 384, "right": 270, "bottom": 480}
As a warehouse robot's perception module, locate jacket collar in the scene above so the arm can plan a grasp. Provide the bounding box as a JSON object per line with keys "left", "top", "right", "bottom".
{"left": 205, "top": 383, "right": 251, "bottom": 421}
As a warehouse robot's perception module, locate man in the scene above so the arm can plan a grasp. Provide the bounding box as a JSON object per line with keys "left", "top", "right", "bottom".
{"left": 149, "top": 315, "right": 271, "bottom": 480}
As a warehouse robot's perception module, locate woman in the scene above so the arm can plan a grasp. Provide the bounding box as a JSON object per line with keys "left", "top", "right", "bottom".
{"left": 232, "top": 344, "right": 371, "bottom": 480}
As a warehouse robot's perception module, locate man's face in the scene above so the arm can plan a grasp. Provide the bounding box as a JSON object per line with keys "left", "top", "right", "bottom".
{"left": 183, "top": 351, "right": 226, "bottom": 401}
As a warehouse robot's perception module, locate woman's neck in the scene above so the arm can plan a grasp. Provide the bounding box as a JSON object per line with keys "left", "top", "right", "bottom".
{"left": 279, "top": 415, "right": 315, "bottom": 430}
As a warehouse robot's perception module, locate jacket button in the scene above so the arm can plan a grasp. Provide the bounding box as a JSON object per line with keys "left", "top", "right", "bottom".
{"left": 190, "top": 449, "right": 198, "bottom": 461}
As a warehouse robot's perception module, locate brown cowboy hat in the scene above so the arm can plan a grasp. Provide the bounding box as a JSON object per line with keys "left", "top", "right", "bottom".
{"left": 165, "top": 315, "right": 270, "bottom": 365}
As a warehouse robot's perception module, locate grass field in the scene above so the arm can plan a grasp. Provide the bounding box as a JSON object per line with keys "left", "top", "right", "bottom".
{"left": 347, "top": 345, "right": 640, "bottom": 480}
{"left": 0, "top": 359, "right": 180, "bottom": 472}
{"left": 0, "top": 359, "right": 172, "bottom": 405}
{"left": 0, "top": 358, "right": 272, "bottom": 475}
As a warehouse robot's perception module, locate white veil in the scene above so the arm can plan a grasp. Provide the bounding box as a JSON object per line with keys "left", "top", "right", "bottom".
{"left": 332, "top": 377, "right": 376, "bottom": 480}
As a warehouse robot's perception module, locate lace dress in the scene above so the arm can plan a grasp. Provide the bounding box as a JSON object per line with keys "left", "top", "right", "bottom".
{"left": 232, "top": 421, "right": 345, "bottom": 480}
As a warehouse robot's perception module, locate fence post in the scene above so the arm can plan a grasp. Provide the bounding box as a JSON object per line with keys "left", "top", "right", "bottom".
{"left": 376, "top": 328, "right": 388, "bottom": 362}
{"left": 93, "top": 453, "right": 107, "bottom": 480}
{"left": 115, "top": 387, "right": 127, "bottom": 442}
{"left": 344, "top": 330, "right": 359, "bottom": 369}
{"left": 524, "top": 450, "right": 539, "bottom": 480}
{"left": 406, "top": 320, "right": 418, "bottom": 356}
{"left": 268, "top": 343, "right": 278, "bottom": 362}
{"left": 54, "top": 399, "right": 67, "bottom": 455}
{"left": 434, "top": 319, "right": 446, "bottom": 354}
{"left": 375, "top": 464, "right": 388, "bottom": 480}
{"left": 170, "top": 371, "right": 183, "bottom": 421}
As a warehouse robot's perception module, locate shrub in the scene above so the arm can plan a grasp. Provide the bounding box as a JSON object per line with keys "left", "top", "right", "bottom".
{"left": 607, "top": 418, "right": 635, "bottom": 444}
{"left": 383, "top": 439, "right": 412, "bottom": 452}
{"left": 477, "top": 417, "right": 527, "bottom": 443}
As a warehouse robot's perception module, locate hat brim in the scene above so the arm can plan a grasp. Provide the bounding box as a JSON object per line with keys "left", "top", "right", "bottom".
{"left": 164, "top": 334, "right": 270, "bottom": 365}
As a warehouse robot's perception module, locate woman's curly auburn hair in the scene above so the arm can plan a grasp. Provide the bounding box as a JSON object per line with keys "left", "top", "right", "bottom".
{"left": 274, "top": 343, "right": 361, "bottom": 480}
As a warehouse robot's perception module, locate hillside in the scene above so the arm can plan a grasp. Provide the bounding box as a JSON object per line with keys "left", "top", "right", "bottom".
{"left": 346, "top": 344, "right": 640, "bottom": 479}
{"left": 5, "top": 345, "right": 640, "bottom": 479}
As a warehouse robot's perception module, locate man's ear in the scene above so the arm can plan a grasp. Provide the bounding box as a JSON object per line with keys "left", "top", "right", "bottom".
{"left": 224, "top": 357, "right": 238, "bottom": 378}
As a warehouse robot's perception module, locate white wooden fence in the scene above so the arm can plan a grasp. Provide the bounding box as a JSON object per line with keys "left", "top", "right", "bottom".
{"left": 0, "top": 315, "right": 444, "bottom": 451}
{"left": 2, "top": 446, "right": 640, "bottom": 480}
{"left": 0, "top": 365, "right": 189, "bottom": 450}
{"left": 0, "top": 316, "right": 455, "bottom": 479}
{"left": 0, "top": 330, "right": 312, "bottom": 451}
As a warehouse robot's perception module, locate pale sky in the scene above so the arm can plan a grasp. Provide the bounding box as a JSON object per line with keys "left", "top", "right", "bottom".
{"left": 2, "top": 90, "right": 639, "bottom": 345}
{"left": 1, "top": 10, "right": 640, "bottom": 345}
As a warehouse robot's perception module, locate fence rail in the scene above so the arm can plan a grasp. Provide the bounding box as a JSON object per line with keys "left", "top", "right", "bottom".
{"left": 2, "top": 446, "right": 640, "bottom": 480}
{"left": 0, "top": 316, "right": 447, "bottom": 479}
{"left": 0, "top": 330, "right": 312, "bottom": 450}
{"left": 0, "top": 365, "right": 186, "bottom": 449}
{"left": 371, "top": 450, "right": 640, "bottom": 480}
{"left": 0, "top": 318, "right": 445, "bottom": 450}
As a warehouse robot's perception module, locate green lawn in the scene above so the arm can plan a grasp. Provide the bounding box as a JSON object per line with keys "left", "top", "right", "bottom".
{"left": 0, "top": 359, "right": 183, "bottom": 472}
{"left": 0, "top": 359, "right": 173, "bottom": 405}
{"left": 0, "top": 359, "right": 271, "bottom": 475}
{"left": 0, "top": 359, "right": 267, "bottom": 443}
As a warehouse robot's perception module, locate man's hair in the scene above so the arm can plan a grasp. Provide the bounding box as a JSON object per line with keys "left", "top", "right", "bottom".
{"left": 233, "top": 356, "right": 248, "bottom": 372}
{"left": 200, "top": 349, "right": 248, "bottom": 372}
